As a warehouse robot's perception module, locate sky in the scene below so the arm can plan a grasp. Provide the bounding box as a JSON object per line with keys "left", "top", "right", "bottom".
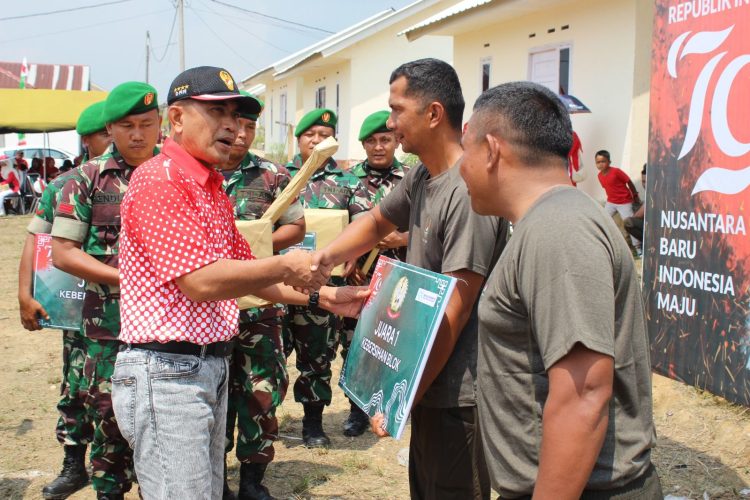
{"left": 0, "top": 0, "right": 415, "bottom": 102}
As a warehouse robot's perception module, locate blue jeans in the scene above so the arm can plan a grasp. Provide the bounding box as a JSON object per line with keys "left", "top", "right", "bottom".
{"left": 111, "top": 347, "right": 229, "bottom": 499}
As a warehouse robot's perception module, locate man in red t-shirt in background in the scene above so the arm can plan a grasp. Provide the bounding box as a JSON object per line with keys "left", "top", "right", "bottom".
{"left": 595, "top": 150, "right": 642, "bottom": 255}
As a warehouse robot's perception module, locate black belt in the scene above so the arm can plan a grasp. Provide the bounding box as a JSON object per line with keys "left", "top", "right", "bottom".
{"left": 129, "top": 340, "right": 234, "bottom": 358}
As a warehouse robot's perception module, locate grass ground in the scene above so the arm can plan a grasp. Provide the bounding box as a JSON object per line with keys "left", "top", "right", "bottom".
{"left": 0, "top": 214, "right": 747, "bottom": 499}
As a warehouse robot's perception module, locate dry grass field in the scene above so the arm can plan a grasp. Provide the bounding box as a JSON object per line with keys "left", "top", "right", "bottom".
{"left": 0, "top": 214, "right": 748, "bottom": 499}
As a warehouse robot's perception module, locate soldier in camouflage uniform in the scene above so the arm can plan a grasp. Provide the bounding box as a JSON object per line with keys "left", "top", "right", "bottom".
{"left": 284, "top": 108, "right": 373, "bottom": 448}
{"left": 50, "top": 82, "right": 160, "bottom": 500}
{"left": 221, "top": 92, "right": 305, "bottom": 500}
{"left": 17, "top": 100, "right": 112, "bottom": 500}
{"left": 340, "top": 110, "right": 410, "bottom": 437}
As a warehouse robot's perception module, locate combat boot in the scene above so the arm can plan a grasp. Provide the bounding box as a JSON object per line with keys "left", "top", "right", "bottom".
{"left": 238, "top": 462, "right": 274, "bottom": 500}
{"left": 223, "top": 457, "right": 237, "bottom": 500}
{"left": 42, "top": 445, "right": 89, "bottom": 499}
{"left": 301, "top": 403, "right": 330, "bottom": 448}
{"left": 342, "top": 400, "right": 370, "bottom": 437}
{"left": 96, "top": 492, "right": 124, "bottom": 500}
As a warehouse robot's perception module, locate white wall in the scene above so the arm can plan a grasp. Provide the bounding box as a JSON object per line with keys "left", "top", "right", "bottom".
{"left": 452, "top": 0, "right": 651, "bottom": 200}
{"left": 300, "top": 61, "right": 351, "bottom": 158}
{"left": 344, "top": 32, "right": 453, "bottom": 163}
{"left": 246, "top": 0, "right": 456, "bottom": 164}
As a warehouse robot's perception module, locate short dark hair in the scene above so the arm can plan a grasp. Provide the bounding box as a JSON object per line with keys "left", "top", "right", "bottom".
{"left": 471, "top": 81, "right": 572, "bottom": 166}
{"left": 595, "top": 150, "right": 610, "bottom": 160}
{"left": 389, "top": 58, "right": 465, "bottom": 132}
{"left": 641, "top": 163, "right": 647, "bottom": 175}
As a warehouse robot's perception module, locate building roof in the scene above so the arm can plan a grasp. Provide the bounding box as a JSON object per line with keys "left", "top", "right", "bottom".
{"left": 241, "top": 0, "right": 444, "bottom": 83}
{"left": 0, "top": 61, "right": 90, "bottom": 90}
{"left": 399, "top": 0, "right": 492, "bottom": 39}
{"left": 400, "top": 0, "right": 569, "bottom": 41}
{"left": 244, "top": 83, "right": 266, "bottom": 97}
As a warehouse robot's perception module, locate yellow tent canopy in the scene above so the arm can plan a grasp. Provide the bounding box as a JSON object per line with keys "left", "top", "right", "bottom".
{"left": 0, "top": 88, "right": 109, "bottom": 134}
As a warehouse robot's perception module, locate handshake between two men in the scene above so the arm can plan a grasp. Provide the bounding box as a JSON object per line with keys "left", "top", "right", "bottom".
{"left": 281, "top": 248, "right": 368, "bottom": 319}
{"left": 175, "top": 245, "right": 370, "bottom": 319}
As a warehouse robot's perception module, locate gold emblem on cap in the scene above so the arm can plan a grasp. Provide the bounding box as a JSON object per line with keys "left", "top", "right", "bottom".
{"left": 144, "top": 93, "right": 154, "bottom": 106}
{"left": 321, "top": 112, "right": 331, "bottom": 123}
{"left": 219, "top": 71, "right": 234, "bottom": 91}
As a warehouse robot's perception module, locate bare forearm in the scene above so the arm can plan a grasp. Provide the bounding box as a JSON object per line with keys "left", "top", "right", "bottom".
{"left": 533, "top": 395, "right": 609, "bottom": 499}
{"left": 534, "top": 348, "right": 613, "bottom": 499}
{"left": 272, "top": 218, "right": 305, "bottom": 252}
{"left": 51, "top": 239, "right": 118, "bottom": 286}
{"left": 628, "top": 181, "right": 640, "bottom": 200}
{"left": 322, "top": 208, "right": 394, "bottom": 265}
{"left": 255, "top": 282, "right": 309, "bottom": 305}
{"left": 18, "top": 234, "right": 35, "bottom": 300}
{"left": 178, "top": 256, "right": 294, "bottom": 302}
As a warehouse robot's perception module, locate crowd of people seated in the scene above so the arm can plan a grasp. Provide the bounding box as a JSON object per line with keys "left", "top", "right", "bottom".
{"left": 0, "top": 150, "right": 58, "bottom": 216}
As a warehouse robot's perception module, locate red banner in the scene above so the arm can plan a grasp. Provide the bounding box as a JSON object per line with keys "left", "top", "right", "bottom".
{"left": 645, "top": 0, "right": 750, "bottom": 406}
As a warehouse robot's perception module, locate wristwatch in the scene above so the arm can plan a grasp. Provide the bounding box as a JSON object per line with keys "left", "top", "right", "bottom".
{"left": 308, "top": 291, "right": 320, "bottom": 308}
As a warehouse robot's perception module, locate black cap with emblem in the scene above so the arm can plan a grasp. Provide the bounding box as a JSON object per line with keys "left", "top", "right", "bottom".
{"left": 167, "top": 66, "right": 261, "bottom": 116}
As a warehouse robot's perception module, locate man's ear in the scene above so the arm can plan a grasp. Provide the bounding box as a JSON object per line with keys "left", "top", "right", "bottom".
{"left": 427, "top": 102, "right": 444, "bottom": 127}
{"left": 168, "top": 104, "right": 184, "bottom": 134}
{"left": 486, "top": 134, "right": 501, "bottom": 170}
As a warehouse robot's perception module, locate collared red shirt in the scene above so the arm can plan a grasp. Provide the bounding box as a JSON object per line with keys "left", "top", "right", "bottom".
{"left": 119, "top": 138, "right": 254, "bottom": 345}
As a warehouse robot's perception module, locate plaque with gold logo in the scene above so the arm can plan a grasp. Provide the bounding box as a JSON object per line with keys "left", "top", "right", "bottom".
{"left": 339, "top": 256, "right": 456, "bottom": 439}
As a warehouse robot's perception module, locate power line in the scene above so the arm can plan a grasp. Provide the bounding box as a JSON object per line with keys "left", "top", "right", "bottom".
{"left": 192, "top": 2, "right": 288, "bottom": 53}
{"left": 210, "top": 0, "right": 333, "bottom": 34}
{"left": 152, "top": 7, "right": 179, "bottom": 62}
{"left": 0, "top": 0, "right": 133, "bottom": 22}
{"left": 0, "top": 9, "right": 172, "bottom": 44}
{"left": 188, "top": 6, "right": 258, "bottom": 70}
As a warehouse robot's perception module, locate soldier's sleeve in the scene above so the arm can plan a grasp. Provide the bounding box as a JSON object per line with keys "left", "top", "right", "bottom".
{"left": 275, "top": 166, "right": 304, "bottom": 225}
{"left": 26, "top": 181, "right": 62, "bottom": 235}
{"left": 50, "top": 169, "right": 92, "bottom": 243}
{"left": 347, "top": 176, "right": 374, "bottom": 222}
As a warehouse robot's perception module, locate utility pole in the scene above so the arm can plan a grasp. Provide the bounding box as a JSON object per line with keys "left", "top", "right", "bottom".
{"left": 178, "top": 0, "right": 185, "bottom": 71}
{"left": 145, "top": 31, "right": 150, "bottom": 84}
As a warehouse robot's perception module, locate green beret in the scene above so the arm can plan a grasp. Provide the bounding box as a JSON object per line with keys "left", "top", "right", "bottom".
{"left": 294, "top": 108, "right": 337, "bottom": 137}
{"left": 76, "top": 101, "right": 107, "bottom": 136}
{"left": 358, "top": 110, "right": 391, "bottom": 141}
{"left": 103, "top": 81, "right": 159, "bottom": 124}
{"left": 239, "top": 90, "right": 264, "bottom": 121}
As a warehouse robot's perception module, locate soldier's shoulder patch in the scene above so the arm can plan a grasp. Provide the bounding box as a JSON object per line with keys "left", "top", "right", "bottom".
{"left": 58, "top": 203, "right": 75, "bottom": 215}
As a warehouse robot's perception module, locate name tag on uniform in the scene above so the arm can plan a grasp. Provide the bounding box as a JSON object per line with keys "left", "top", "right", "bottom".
{"left": 92, "top": 191, "right": 126, "bottom": 204}
{"left": 320, "top": 186, "right": 350, "bottom": 196}
{"left": 236, "top": 188, "right": 273, "bottom": 203}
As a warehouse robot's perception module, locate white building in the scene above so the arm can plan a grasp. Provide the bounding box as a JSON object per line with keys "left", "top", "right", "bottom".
{"left": 241, "top": 0, "right": 456, "bottom": 166}
{"left": 400, "top": 0, "right": 653, "bottom": 199}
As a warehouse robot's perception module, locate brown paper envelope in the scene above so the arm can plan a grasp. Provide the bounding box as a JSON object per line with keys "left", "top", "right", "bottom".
{"left": 302, "top": 209, "right": 348, "bottom": 276}
{"left": 235, "top": 219, "right": 273, "bottom": 309}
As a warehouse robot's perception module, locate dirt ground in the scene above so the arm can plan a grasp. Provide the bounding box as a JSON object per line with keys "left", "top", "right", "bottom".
{"left": 0, "top": 214, "right": 748, "bottom": 500}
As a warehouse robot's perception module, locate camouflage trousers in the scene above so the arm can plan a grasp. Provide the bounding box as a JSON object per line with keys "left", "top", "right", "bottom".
{"left": 56, "top": 329, "right": 95, "bottom": 446}
{"left": 225, "top": 313, "right": 289, "bottom": 464}
{"left": 81, "top": 337, "right": 133, "bottom": 494}
{"left": 283, "top": 303, "right": 341, "bottom": 405}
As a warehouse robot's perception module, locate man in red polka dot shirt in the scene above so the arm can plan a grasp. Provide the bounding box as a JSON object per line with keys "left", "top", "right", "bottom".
{"left": 112, "top": 67, "right": 369, "bottom": 500}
